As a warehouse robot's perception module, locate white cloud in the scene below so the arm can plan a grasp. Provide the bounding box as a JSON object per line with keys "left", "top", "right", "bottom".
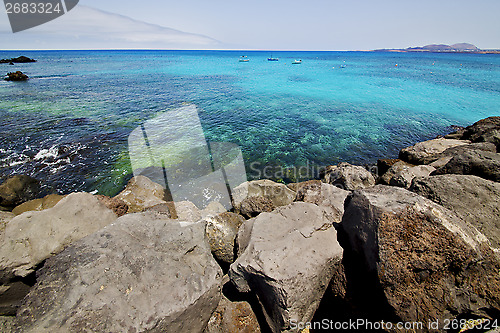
{"left": 0, "top": 6, "right": 222, "bottom": 50}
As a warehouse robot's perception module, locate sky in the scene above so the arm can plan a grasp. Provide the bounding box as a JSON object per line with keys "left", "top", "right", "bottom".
{"left": 1, "top": 0, "right": 499, "bottom": 50}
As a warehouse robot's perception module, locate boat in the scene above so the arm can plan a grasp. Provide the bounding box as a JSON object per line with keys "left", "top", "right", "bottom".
{"left": 292, "top": 59, "right": 302, "bottom": 64}
{"left": 268, "top": 54, "right": 279, "bottom": 61}
{"left": 239, "top": 56, "right": 249, "bottom": 62}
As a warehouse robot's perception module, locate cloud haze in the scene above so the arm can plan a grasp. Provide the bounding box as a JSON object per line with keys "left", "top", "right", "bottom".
{"left": 0, "top": 6, "right": 222, "bottom": 50}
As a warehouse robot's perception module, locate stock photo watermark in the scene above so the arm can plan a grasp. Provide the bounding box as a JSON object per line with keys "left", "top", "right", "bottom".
{"left": 3, "top": 0, "right": 79, "bottom": 32}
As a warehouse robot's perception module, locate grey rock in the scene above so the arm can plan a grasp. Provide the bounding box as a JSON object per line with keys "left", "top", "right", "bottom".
{"left": 379, "top": 160, "right": 414, "bottom": 185}
{"left": 429, "top": 142, "right": 497, "bottom": 169}
{"left": 16, "top": 213, "right": 223, "bottom": 333}
{"left": 0, "top": 316, "right": 16, "bottom": 333}
{"left": 399, "top": 138, "right": 470, "bottom": 164}
{"left": 389, "top": 165, "right": 435, "bottom": 189}
{"left": 432, "top": 149, "right": 500, "bottom": 182}
{"left": 238, "top": 196, "right": 275, "bottom": 218}
{"left": 201, "top": 201, "right": 227, "bottom": 219}
{"left": 0, "top": 193, "right": 118, "bottom": 280}
{"left": 204, "top": 294, "right": 261, "bottom": 333}
{"left": 321, "top": 162, "right": 375, "bottom": 191}
{"left": 294, "top": 180, "right": 350, "bottom": 223}
{"left": 205, "top": 212, "right": 245, "bottom": 265}
{"left": 459, "top": 116, "right": 500, "bottom": 150}
{"left": 114, "top": 175, "right": 167, "bottom": 213}
{"left": 410, "top": 174, "right": 500, "bottom": 249}
{"left": 175, "top": 200, "right": 202, "bottom": 222}
{"left": 0, "top": 175, "right": 40, "bottom": 209}
{"left": 341, "top": 185, "right": 500, "bottom": 326}
{"left": 229, "top": 202, "right": 343, "bottom": 332}
{"left": 232, "top": 180, "right": 296, "bottom": 214}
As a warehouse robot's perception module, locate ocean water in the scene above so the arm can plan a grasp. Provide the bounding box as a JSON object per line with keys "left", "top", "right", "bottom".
{"left": 0, "top": 50, "right": 499, "bottom": 196}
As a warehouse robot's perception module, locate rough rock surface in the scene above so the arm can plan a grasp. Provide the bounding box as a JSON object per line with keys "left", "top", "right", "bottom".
{"left": 0, "top": 316, "right": 16, "bottom": 333}
{"left": 204, "top": 295, "right": 261, "bottom": 333}
{"left": 410, "top": 174, "right": 500, "bottom": 249}
{"left": 95, "top": 195, "right": 128, "bottom": 217}
{"left": 229, "top": 202, "right": 343, "bottom": 332}
{"left": 114, "top": 175, "right": 167, "bottom": 213}
{"left": 389, "top": 164, "right": 435, "bottom": 189}
{"left": 238, "top": 196, "right": 275, "bottom": 218}
{"left": 377, "top": 158, "right": 402, "bottom": 176}
{"left": 205, "top": 212, "right": 245, "bottom": 265}
{"left": 201, "top": 201, "right": 227, "bottom": 219}
{"left": 232, "top": 180, "right": 296, "bottom": 214}
{"left": 294, "top": 180, "right": 350, "bottom": 223}
{"left": 0, "top": 212, "right": 14, "bottom": 231}
{"left": 399, "top": 138, "right": 470, "bottom": 164}
{"left": 341, "top": 185, "right": 500, "bottom": 327}
{"left": 429, "top": 142, "right": 497, "bottom": 168}
{"left": 0, "top": 193, "right": 118, "bottom": 280}
{"left": 16, "top": 213, "right": 223, "bottom": 333}
{"left": 321, "top": 162, "right": 375, "bottom": 191}
{"left": 4, "top": 71, "right": 29, "bottom": 81}
{"left": 452, "top": 116, "right": 500, "bottom": 151}
{"left": 175, "top": 201, "right": 202, "bottom": 222}
{"left": 379, "top": 160, "right": 414, "bottom": 185}
{"left": 431, "top": 149, "right": 500, "bottom": 182}
{"left": 12, "top": 194, "right": 65, "bottom": 216}
{"left": 0, "top": 175, "right": 40, "bottom": 209}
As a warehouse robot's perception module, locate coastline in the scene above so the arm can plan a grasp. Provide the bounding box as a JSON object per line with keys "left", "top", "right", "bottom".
{"left": 1, "top": 116, "right": 499, "bottom": 332}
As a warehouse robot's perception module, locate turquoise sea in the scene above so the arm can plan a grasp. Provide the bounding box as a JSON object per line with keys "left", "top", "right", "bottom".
{"left": 0, "top": 50, "right": 499, "bottom": 196}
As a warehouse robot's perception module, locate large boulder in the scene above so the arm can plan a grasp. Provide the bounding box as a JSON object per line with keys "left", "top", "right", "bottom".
{"left": 429, "top": 142, "right": 497, "bottom": 168}
{"left": 16, "top": 213, "right": 223, "bottom": 333}
{"left": 378, "top": 160, "right": 414, "bottom": 185}
{"left": 431, "top": 149, "right": 500, "bottom": 182}
{"left": 0, "top": 193, "right": 118, "bottom": 281}
{"left": 205, "top": 212, "right": 245, "bottom": 265}
{"left": 232, "top": 180, "right": 296, "bottom": 217}
{"left": 204, "top": 294, "right": 261, "bottom": 333}
{"left": 114, "top": 175, "right": 167, "bottom": 213}
{"left": 0, "top": 175, "right": 40, "bottom": 209}
{"left": 12, "top": 194, "right": 65, "bottom": 216}
{"left": 399, "top": 138, "right": 470, "bottom": 165}
{"left": 410, "top": 174, "right": 500, "bottom": 250}
{"left": 4, "top": 71, "right": 28, "bottom": 81}
{"left": 321, "top": 162, "right": 375, "bottom": 191}
{"left": 294, "top": 180, "right": 350, "bottom": 223}
{"left": 449, "top": 116, "right": 500, "bottom": 151}
{"left": 340, "top": 185, "right": 500, "bottom": 327}
{"left": 229, "top": 202, "right": 343, "bottom": 332}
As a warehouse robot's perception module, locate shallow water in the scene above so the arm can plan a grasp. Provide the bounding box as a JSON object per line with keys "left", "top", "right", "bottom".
{"left": 0, "top": 50, "right": 499, "bottom": 195}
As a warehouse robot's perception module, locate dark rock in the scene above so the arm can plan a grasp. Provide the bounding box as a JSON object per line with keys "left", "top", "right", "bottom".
{"left": 0, "top": 175, "right": 40, "bottom": 209}
{"left": 205, "top": 212, "right": 245, "bottom": 265}
{"left": 321, "top": 162, "right": 375, "bottom": 190}
{"left": 0, "top": 281, "right": 31, "bottom": 315}
{"left": 429, "top": 142, "right": 497, "bottom": 168}
{"left": 230, "top": 202, "right": 343, "bottom": 332}
{"left": 12, "top": 194, "right": 65, "bottom": 216}
{"left": 410, "top": 174, "right": 500, "bottom": 249}
{"left": 4, "top": 71, "right": 29, "bottom": 81}
{"left": 431, "top": 149, "right": 500, "bottom": 182}
{"left": 445, "top": 117, "right": 500, "bottom": 152}
{"left": 16, "top": 213, "right": 223, "bottom": 333}
{"left": 377, "top": 158, "right": 401, "bottom": 176}
{"left": 0, "top": 56, "right": 36, "bottom": 64}
{"left": 340, "top": 185, "right": 500, "bottom": 327}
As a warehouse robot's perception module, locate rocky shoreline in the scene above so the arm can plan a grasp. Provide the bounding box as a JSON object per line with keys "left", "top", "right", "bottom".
{"left": 0, "top": 117, "right": 499, "bottom": 332}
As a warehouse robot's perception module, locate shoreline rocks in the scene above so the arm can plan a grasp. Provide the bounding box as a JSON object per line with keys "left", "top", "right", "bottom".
{"left": 4, "top": 71, "right": 29, "bottom": 81}
{"left": 0, "top": 115, "right": 498, "bottom": 332}
{"left": 0, "top": 56, "right": 36, "bottom": 64}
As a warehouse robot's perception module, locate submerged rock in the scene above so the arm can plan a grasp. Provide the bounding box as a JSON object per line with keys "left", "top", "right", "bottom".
{"left": 321, "top": 162, "right": 375, "bottom": 191}
{"left": 16, "top": 213, "right": 223, "bottom": 333}
{"left": 230, "top": 202, "right": 343, "bottom": 332}
{"left": 340, "top": 185, "right": 500, "bottom": 327}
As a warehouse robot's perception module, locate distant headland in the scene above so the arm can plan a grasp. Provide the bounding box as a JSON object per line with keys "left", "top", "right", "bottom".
{"left": 373, "top": 43, "right": 500, "bottom": 54}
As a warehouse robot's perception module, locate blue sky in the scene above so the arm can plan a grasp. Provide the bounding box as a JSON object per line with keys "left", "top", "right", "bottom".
{"left": 1, "top": 0, "right": 499, "bottom": 50}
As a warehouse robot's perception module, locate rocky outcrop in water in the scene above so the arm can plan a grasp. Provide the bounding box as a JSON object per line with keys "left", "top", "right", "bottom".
{"left": 4, "top": 71, "right": 29, "bottom": 81}
{"left": 0, "top": 56, "right": 36, "bottom": 64}
{"left": 0, "top": 175, "right": 40, "bottom": 210}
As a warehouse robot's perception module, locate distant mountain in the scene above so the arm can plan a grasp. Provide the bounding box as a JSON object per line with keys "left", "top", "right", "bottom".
{"left": 374, "top": 43, "right": 498, "bottom": 54}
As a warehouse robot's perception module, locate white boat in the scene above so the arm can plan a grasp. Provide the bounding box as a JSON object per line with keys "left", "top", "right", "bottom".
{"left": 239, "top": 56, "right": 249, "bottom": 62}
{"left": 292, "top": 59, "right": 302, "bottom": 64}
